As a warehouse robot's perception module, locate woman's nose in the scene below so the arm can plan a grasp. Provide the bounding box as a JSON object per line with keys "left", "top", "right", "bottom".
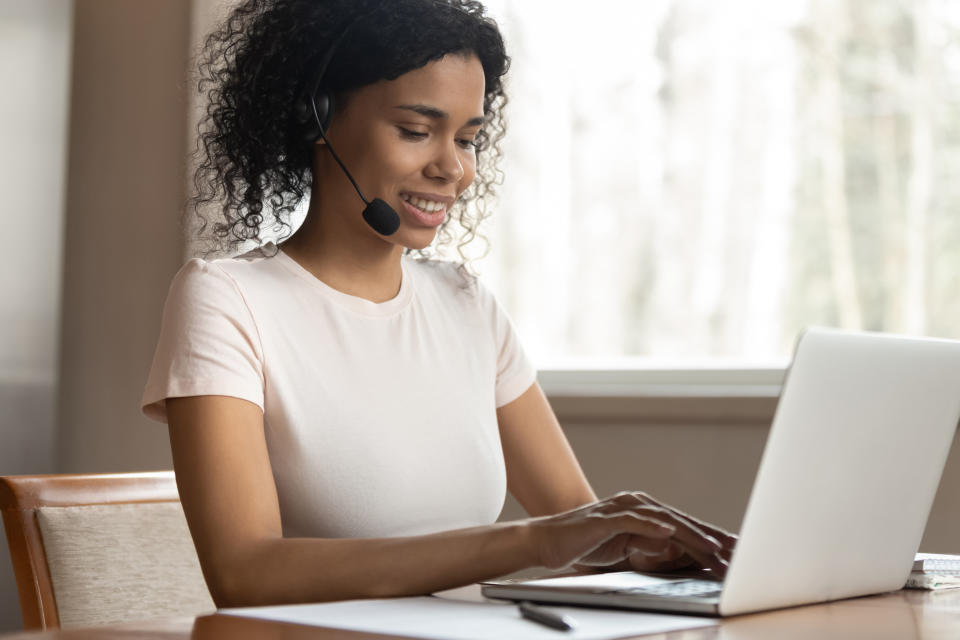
{"left": 426, "top": 140, "right": 464, "bottom": 182}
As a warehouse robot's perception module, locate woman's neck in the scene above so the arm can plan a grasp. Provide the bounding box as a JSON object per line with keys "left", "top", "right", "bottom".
{"left": 280, "top": 205, "right": 405, "bottom": 304}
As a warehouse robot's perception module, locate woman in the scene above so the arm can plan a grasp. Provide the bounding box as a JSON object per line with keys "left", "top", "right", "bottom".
{"left": 142, "top": 0, "right": 735, "bottom": 607}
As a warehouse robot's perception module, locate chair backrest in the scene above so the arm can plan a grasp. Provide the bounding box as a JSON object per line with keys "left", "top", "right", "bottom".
{"left": 0, "top": 471, "right": 215, "bottom": 630}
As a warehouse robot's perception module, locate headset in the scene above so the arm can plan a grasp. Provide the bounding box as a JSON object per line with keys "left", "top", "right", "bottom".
{"left": 293, "top": 0, "right": 399, "bottom": 235}
{"left": 296, "top": 0, "right": 475, "bottom": 236}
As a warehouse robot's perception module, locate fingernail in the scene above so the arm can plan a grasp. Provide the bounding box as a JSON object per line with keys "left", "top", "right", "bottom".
{"left": 706, "top": 535, "right": 722, "bottom": 549}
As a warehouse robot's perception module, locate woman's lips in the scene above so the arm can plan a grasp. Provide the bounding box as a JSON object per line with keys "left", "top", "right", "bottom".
{"left": 400, "top": 198, "right": 447, "bottom": 227}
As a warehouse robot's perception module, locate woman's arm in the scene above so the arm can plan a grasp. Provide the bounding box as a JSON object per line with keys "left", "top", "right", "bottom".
{"left": 167, "top": 395, "right": 533, "bottom": 606}
{"left": 496, "top": 382, "right": 737, "bottom": 571}
{"left": 168, "top": 394, "right": 724, "bottom": 608}
{"left": 496, "top": 382, "right": 597, "bottom": 515}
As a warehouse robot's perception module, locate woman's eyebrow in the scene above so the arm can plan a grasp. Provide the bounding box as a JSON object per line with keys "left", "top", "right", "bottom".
{"left": 394, "top": 104, "right": 484, "bottom": 127}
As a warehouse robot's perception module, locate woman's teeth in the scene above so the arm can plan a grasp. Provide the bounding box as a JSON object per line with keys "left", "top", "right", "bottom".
{"left": 402, "top": 194, "right": 444, "bottom": 212}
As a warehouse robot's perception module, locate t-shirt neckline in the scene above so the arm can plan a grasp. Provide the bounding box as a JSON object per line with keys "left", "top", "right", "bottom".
{"left": 273, "top": 245, "right": 414, "bottom": 317}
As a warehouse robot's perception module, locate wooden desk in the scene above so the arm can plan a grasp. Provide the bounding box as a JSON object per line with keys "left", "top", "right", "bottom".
{"left": 1, "top": 589, "right": 958, "bottom": 639}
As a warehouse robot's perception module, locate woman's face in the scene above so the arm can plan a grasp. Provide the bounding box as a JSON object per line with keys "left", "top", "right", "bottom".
{"left": 315, "top": 53, "right": 486, "bottom": 251}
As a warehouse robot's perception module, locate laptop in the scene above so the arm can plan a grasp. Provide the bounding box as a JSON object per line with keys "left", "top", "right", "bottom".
{"left": 482, "top": 327, "right": 960, "bottom": 616}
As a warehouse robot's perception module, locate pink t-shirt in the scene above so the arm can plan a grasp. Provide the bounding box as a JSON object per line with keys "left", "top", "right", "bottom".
{"left": 142, "top": 246, "right": 536, "bottom": 538}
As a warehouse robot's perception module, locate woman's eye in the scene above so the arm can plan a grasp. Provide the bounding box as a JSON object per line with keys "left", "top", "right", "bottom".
{"left": 397, "top": 127, "right": 428, "bottom": 140}
{"left": 398, "top": 126, "right": 476, "bottom": 150}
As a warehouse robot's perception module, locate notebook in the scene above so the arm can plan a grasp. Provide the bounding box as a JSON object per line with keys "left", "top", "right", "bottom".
{"left": 912, "top": 553, "right": 960, "bottom": 572}
{"left": 482, "top": 328, "right": 960, "bottom": 616}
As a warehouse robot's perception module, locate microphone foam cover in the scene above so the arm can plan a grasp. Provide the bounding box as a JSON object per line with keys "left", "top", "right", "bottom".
{"left": 363, "top": 198, "right": 401, "bottom": 236}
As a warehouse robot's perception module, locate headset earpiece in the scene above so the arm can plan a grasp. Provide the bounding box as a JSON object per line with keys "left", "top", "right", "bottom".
{"left": 313, "top": 90, "right": 334, "bottom": 134}
{"left": 296, "top": 0, "right": 401, "bottom": 235}
{"left": 300, "top": 90, "right": 334, "bottom": 142}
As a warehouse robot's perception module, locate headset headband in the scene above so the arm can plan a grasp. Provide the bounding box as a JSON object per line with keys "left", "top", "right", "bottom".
{"left": 307, "top": 0, "right": 390, "bottom": 103}
{"left": 306, "top": 0, "right": 473, "bottom": 107}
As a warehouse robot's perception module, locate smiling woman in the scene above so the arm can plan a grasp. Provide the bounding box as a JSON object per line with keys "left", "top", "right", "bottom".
{"left": 140, "top": 0, "right": 735, "bottom": 608}
{"left": 282, "top": 53, "right": 487, "bottom": 265}
{"left": 190, "top": 0, "right": 508, "bottom": 268}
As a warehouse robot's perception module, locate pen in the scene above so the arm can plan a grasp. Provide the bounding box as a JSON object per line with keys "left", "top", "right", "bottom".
{"left": 518, "top": 601, "right": 577, "bottom": 632}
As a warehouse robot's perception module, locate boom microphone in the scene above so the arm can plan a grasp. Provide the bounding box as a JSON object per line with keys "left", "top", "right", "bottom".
{"left": 309, "top": 105, "right": 402, "bottom": 236}
{"left": 303, "top": 0, "right": 401, "bottom": 237}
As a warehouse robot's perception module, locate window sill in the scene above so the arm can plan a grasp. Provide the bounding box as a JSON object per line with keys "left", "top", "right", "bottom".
{"left": 537, "top": 367, "right": 785, "bottom": 425}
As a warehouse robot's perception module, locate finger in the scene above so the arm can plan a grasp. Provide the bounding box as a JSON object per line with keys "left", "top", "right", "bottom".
{"left": 597, "top": 496, "right": 731, "bottom": 573}
{"left": 641, "top": 517, "right": 730, "bottom": 577}
{"left": 652, "top": 537, "right": 727, "bottom": 577}
{"left": 717, "top": 543, "right": 735, "bottom": 564}
{"left": 614, "top": 492, "right": 737, "bottom": 550}
{"left": 701, "top": 551, "right": 729, "bottom": 577}
{"left": 612, "top": 491, "right": 733, "bottom": 541}
{"left": 666, "top": 542, "right": 726, "bottom": 576}
{"left": 657, "top": 540, "right": 687, "bottom": 562}
{"left": 640, "top": 496, "right": 736, "bottom": 548}
{"left": 626, "top": 492, "right": 738, "bottom": 549}
{"left": 626, "top": 536, "right": 672, "bottom": 557}
{"left": 596, "top": 501, "right": 722, "bottom": 562}
{"left": 588, "top": 511, "right": 677, "bottom": 540}
{"left": 642, "top": 506, "right": 723, "bottom": 555}
{"left": 599, "top": 506, "right": 729, "bottom": 576}
{"left": 594, "top": 504, "right": 723, "bottom": 574}
{"left": 571, "top": 517, "right": 675, "bottom": 569}
{"left": 630, "top": 552, "right": 697, "bottom": 573}
{"left": 632, "top": 508, "right": 729, "bottom": 574}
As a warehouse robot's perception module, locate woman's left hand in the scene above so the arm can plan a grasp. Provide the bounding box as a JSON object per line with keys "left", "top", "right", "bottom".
{"left": 580, "top": 492, "right": 738, "bottom": 577}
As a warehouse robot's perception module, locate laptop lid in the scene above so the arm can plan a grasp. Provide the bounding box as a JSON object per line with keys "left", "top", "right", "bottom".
{"left": 481, "top": 328, "right": 960, "bottom": 616}
{"left": 718, "top": 328, "right": 960, "bottom": 615}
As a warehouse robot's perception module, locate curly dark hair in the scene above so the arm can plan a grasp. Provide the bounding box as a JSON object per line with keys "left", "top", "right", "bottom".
{"left": 190, "top": 0, "right": 510, "bottom": 263}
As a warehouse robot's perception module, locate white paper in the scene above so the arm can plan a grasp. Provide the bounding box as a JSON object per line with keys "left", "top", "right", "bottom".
{"left": 223, "top": 593, "right": 716, "bottom": 640}
{"left": 915, "top": 553, "right": 960, "bottom": 561}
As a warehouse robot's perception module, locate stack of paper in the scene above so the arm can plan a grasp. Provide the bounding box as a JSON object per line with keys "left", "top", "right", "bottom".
{"left": 905, "top": 553, "right": 960, "bottom": 590}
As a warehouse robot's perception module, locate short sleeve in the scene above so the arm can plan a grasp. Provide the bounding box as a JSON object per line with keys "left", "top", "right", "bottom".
{"left": 141, "top": 259, "right": 265, "bottom": 423}
{"left": 475, "top": 281, "right": 537, "bottom": 408}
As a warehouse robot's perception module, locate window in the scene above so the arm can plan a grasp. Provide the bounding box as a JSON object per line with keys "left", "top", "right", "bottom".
{"left": 473, "top": 0, "right": 960, "bottom": 367}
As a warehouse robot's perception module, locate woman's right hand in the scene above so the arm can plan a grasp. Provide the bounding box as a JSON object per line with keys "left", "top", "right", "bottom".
{"left": 526, "top": 491, "right": 733, "bottom": 576}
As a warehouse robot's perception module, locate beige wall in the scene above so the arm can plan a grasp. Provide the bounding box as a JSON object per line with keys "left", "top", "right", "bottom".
{"left": 0, "top": 0, "right": 191, "bottom": 631}
{"left": 55, "top": 0, "right": 191, "bottom": 473}
{"left": 501, "top": 399, "right": 960, "bottom": 556}
{"left": 0, "top": 0, "right": 73, "bottom": 631}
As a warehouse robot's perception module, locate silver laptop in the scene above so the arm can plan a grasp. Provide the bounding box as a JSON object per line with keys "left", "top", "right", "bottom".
{"left": 482, "top": 328, "right": 960, "bottom": 616}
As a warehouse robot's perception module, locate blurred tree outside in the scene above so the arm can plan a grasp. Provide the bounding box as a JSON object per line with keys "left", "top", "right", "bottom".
{"left": 472, "top": 0, "right": 960, "bottom": 365}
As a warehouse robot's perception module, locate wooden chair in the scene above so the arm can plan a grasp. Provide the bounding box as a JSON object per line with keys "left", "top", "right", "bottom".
{"left": 0, "top": 471, "right": 215, "bottom": 630}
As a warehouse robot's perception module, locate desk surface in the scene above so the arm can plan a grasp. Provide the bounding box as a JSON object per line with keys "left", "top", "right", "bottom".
{"left": 2, "top": 588, "right": 959, "bottom": 640}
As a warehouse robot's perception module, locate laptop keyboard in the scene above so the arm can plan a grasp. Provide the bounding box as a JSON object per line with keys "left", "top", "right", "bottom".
{"left": 616, "top": 579, "right": 723, "bottom": 599}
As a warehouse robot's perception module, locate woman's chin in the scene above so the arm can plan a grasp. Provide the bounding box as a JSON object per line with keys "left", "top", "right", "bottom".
{"left": 400, "top": 228, "right": 440, "bottom": 252}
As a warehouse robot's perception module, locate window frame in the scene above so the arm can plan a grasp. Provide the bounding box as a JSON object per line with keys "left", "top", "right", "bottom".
{"left": 539, "top": 367, "right": 785, "bottom": 425}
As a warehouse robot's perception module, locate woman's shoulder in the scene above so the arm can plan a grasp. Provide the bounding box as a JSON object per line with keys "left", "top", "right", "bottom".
{"left": 404, "top": 256, "right": 509, "bottom": 316}
{"left": 405, "top": 256, "right": 480, "bottom": 295}
{"left": 171, "top": 243, "right": 288, "bottom": 292}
